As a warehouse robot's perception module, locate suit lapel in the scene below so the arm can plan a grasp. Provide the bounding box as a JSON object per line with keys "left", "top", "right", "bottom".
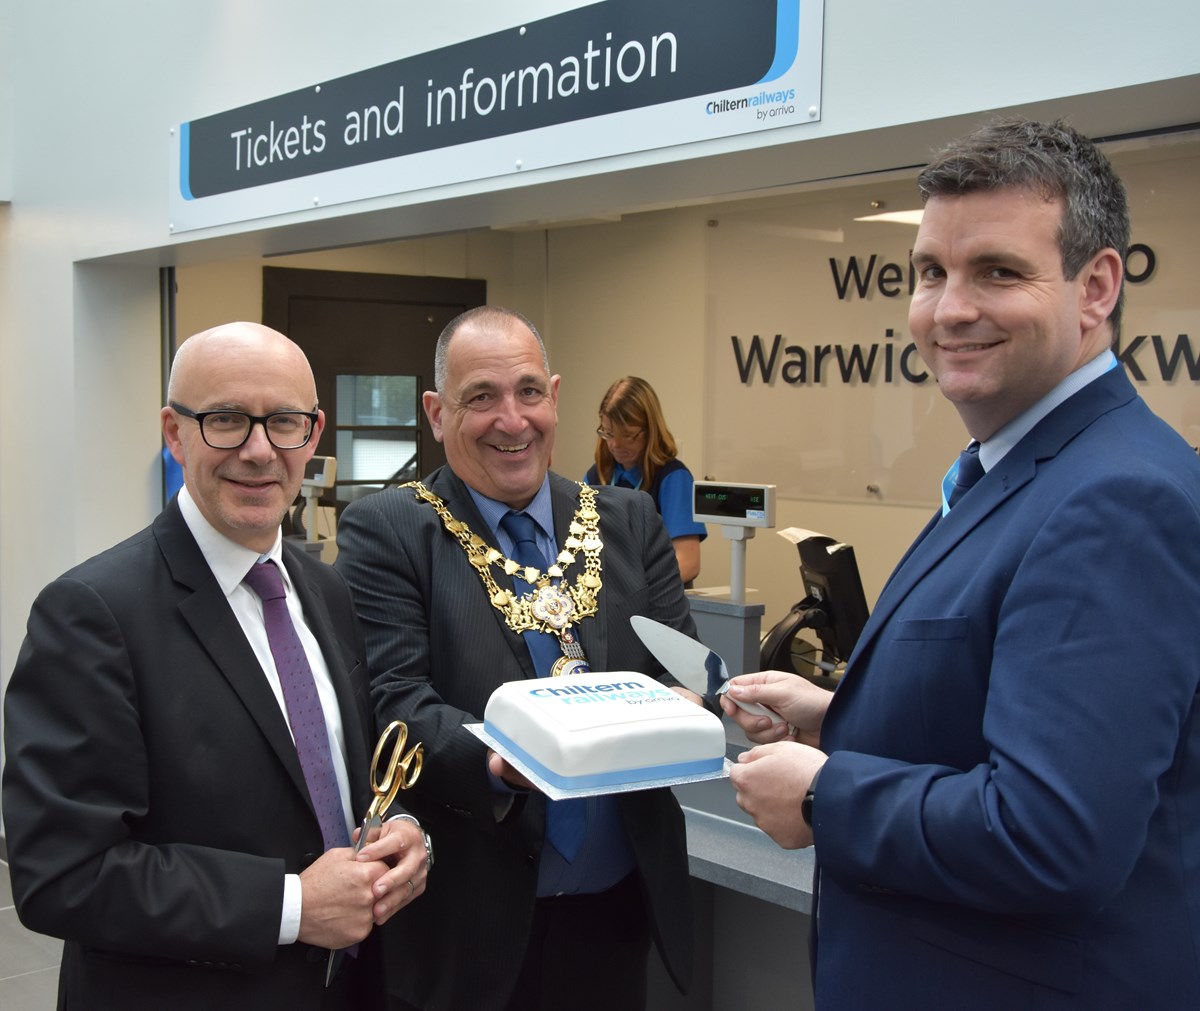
{"left": 153, "top": 504, "right": 316, "bottom": 813}
{"left": 841, "top": 367, "right": 1136, "bottom": 682}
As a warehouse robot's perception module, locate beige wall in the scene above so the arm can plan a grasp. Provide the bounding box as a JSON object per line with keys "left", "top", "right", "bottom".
{"left": 172, "top": 137, "right": 1200, "bottom": 633}
{"left": 540, "top": 201, "right": 931, "bottom": 620}
{"left": 173, "top": 196, "right": 934, "bottom": 625}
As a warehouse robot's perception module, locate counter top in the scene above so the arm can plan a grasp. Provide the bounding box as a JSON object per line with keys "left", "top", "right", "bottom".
{"left": 672, "top": 726, "right": 816, "bottom": 914}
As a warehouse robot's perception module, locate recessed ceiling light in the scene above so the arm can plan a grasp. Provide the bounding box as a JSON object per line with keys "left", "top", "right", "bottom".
{"left": 853, "top": 209, "right": 925, "bottom": 226}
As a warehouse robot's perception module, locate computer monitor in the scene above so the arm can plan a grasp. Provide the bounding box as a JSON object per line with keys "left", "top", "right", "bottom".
{"left": 759, "top": 534, "right": 870, "bottom": 684}
{"left": 302, "top": 455, "right": 337, "bottom": 490}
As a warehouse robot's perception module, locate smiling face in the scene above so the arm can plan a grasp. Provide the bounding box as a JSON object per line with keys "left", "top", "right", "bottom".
{"left": 909, "top": 188, "right": 1120, "bottom": 441}
{"left": 162, "top": 323, "right": 324, "bottom": 552}
{"left": 423, "top": 316, "right": 559, "bottom": 510}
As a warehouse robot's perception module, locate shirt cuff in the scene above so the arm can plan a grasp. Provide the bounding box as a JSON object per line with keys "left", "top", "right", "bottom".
{"left": 279, "top": 873, "right": 302, "bottom": 945}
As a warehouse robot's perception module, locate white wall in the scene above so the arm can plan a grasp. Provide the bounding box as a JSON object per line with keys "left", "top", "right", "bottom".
{"left": 0, "top": 0, "right": 12, "bottom": 203}
{"left": 3, "top": 0, "right": 1200, "bottom": 698}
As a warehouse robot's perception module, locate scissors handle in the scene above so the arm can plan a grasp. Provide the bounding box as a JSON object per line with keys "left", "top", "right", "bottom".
{"left": 366, "top": 721, "right": 424, "bottom": 824}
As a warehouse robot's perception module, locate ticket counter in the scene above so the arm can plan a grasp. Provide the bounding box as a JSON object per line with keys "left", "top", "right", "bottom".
{"left": 648, "top": 726, "right": 817, "bottom": 1010}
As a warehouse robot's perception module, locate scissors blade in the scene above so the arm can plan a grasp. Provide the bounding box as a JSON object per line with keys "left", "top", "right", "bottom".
{"left": 326, "top": 816, "right": 381, "bottom": 979}
{"left": 325, "top": 947, "right": 345, "bottom": 987}
{"left": 354, "top": 814, "right": 382, "bottom": 854}
{"left": 326, "top": 721, "right": 424, "bottom": 987}
{"left": 326, "top": 816, "right": 382, "bottom": 985}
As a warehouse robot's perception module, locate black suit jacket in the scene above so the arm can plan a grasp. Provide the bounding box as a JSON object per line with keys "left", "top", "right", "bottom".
{"left": 335, "top": 468, "right": 697, "bottom": 1010}
{"left": 2, "top": 499, "right": 380, "bottom": 1011}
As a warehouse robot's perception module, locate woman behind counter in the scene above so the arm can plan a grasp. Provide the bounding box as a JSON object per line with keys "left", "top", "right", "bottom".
{"left": 585, "top": 376, "right": 707, "bottom": 585}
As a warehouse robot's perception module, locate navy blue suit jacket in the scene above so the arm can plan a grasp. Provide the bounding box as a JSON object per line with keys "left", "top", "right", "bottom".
{"left": 814, "top": 367, "right": 1200, "bottom": 1008}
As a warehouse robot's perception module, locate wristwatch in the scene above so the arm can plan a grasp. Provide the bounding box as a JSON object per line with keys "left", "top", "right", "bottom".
{"left": 391, "top": 813, "right": 435, "bottom": 871}
{"left": 801, "top": 766, "right": 823, "bottom": 827}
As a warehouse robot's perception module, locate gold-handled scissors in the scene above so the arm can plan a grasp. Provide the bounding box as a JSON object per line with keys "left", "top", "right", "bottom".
{"left": 326, "top": 721, "right": 424, "bottom": 986}
{"left": 353, "top": 720, "right": 423, "bottom": 853}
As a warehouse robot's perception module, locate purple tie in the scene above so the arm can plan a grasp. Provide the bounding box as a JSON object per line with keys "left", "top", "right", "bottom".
{"left": 243, "top": 560, "right": 350, "bottom": 852}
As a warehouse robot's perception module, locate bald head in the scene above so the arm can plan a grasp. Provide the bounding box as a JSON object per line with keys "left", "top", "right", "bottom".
{"left": 162, "top": 321, "right": 324, "bottom": 551}
{"left": 167, "top": 322, "right": 317, "bottom": 407}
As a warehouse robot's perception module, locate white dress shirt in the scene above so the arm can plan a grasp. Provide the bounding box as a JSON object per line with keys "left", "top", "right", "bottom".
{"left": 177, "top": 486, "right": 354, "bottom": 944}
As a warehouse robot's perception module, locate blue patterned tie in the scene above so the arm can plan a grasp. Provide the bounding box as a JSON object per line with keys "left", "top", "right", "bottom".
{"left": 945, "top": 442, "right": 985, "bottom": 511}
{"left": 244, "top": 561, "right": 350, "bottom": 852}
{"left": 499, "top": 511, "right": 588, "bottom": 862}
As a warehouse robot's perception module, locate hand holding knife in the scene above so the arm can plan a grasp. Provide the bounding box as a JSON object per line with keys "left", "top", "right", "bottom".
{"left": 630, "top": 615, "right": 787, "bottom": 725}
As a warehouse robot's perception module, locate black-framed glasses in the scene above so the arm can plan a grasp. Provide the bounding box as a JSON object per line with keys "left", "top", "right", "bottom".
{"left": 170, "top": 402, "right": 318, "bottom": 450}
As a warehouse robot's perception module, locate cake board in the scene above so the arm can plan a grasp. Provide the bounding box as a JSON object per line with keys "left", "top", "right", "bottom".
{"left": 465, "top": 723, "right": 731, "bottom": 800}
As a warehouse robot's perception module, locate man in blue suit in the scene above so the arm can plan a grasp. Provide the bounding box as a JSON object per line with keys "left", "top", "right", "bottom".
{"left": 723, "top": 119, "right": 1200, "bottom": 1008}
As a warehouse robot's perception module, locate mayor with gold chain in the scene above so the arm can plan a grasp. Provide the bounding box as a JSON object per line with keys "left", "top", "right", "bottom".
{"left": 334, "top": 305, "right": 705, "bottom": 1011}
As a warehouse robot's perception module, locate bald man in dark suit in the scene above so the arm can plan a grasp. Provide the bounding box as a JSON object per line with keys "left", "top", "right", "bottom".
{"left": 3, "top": 322, "right": 430, "bottom": 1010}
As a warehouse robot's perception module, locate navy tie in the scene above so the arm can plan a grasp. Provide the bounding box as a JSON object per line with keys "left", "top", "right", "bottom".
{"left": 499, "top": 511, "right": 588, "bottom": 862}
{"left": 947, "top": 443, "right": 985, "bottom": 510}
{"left": 243, "top": 561, "right": 350, "bottom": 852}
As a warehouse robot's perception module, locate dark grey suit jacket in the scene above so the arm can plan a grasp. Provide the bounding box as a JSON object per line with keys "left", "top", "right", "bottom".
{"left": 335, "top": 467, "right": 698, "bottom": 1010}
{"left": 2, "top": 499, "right": 380, "bottom": 1011}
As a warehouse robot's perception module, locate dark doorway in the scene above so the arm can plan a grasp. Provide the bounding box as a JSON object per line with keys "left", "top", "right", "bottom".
{"left": 263, "top": 266, "right": 485, "bottom": 510}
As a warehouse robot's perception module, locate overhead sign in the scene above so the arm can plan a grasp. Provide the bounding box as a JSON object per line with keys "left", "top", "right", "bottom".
{"left": 169, "top": 0, "right": 823, "bottom": 232}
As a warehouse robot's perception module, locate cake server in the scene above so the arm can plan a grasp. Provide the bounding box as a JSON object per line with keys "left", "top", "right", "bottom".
{"left": 630, "top": 615, "right": 786, "bottom": 725}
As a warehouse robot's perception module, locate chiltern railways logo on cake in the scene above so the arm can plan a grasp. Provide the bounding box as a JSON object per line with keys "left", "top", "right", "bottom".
{"left": 529, "top": 678, "right": 675, "bottom": 706}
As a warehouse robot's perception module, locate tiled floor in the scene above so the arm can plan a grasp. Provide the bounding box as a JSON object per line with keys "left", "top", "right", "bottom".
{"left": 0, "top": 855, "right": 62, "bottom": 1009}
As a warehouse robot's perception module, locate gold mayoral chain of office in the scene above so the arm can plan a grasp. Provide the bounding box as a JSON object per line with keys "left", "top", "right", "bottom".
{"left": 404, "top": 481, "right": 602, "bottom": 676}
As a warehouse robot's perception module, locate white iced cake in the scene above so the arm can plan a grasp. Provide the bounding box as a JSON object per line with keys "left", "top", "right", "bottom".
{"left": 483, "top": 671, "right": 725, "bottom": 790}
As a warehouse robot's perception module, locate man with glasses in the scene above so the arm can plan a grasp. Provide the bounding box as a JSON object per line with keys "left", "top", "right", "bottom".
{"left": 3, "top": 321, "right": 429, "bottom": 1010}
